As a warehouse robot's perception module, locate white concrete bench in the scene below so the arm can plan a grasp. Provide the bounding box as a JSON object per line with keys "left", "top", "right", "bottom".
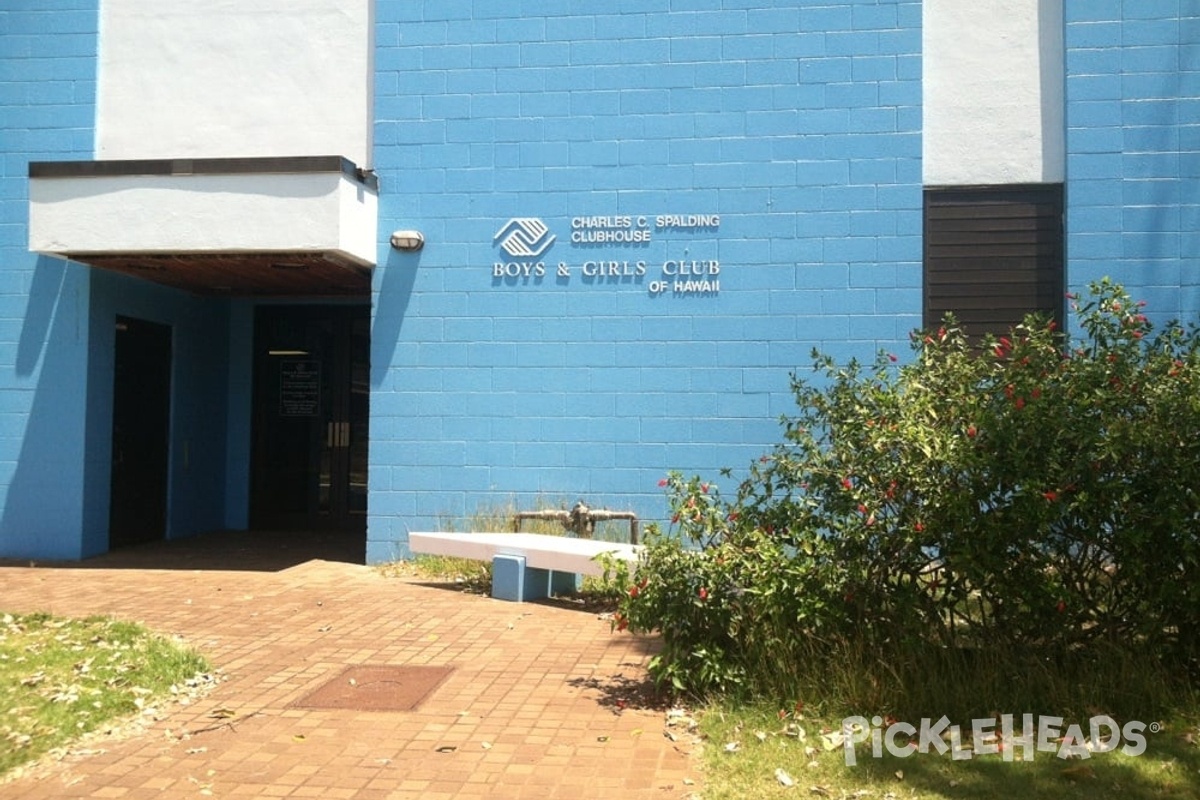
{"left": 408, "top": 531, "right": 642, "bottom": 602}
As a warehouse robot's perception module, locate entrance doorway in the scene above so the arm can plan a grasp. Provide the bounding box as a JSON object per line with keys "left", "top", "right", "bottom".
{"left": 109, "top": 316, "right": 172, "bottom": 549}
{"left": 250, "top": 305, "right": 369, "bottom": 532}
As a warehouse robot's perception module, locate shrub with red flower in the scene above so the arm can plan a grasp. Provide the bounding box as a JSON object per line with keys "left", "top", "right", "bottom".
{"left": 616, "top": 279, "right": 1200, "bottom": 710}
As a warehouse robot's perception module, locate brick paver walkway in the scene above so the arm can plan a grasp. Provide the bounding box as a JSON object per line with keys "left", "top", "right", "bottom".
{"left": 0, "top": 533, "right": 700, "bottom": 799}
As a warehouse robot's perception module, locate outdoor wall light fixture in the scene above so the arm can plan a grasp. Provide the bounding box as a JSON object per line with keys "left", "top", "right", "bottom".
{"left": 389, "top": 230, "right": 425, "bottom": 251}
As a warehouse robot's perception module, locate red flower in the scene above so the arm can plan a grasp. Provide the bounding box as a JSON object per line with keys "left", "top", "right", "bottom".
{"left": 1056, "top": 600, "right": 1066, "bottom": 614}
{"left": 966, "top": 424, "right": 977, "bottom": 438}
{"left": 1031, "top": 387, "right": 1042, "bottom": 400}
{"left": 857, "top": 503, "right": 869, "bottom": 515}
{"left": 657, "top": 478, "right": 668, "bottom": 487}
{"left": 1014, "top": 396, "right": 1026, "bottom": 410}
{"left": 914, "top": 521, "right": 925, "bottom": 532}
{"left": 698, "top": 587, "right": 709, "bottom": 601}
{"left": 1042, "top": 490, "right": 1059, "bottom": 502}
{"left": 628, "top": 585, "right": 639, "bottom": 598}
{"left": 888, "top": 353, "right": 898, "bottom": 363}
{"left": 614, "top": 614, "right": 629, "bottom": 631}
{"left": 842, "top": 477, "right": 853, "bottom": 490}
{"left": 701, "top": 483, "right": 710, "bottom": 494}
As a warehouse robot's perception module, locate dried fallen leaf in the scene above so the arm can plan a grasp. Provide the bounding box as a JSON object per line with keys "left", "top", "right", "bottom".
{"left": 782, "top": 722, "right": 807, "bottom": 740}
{"left": 755, "top": 731, "right": 768, "bottom": 743}
{"left": 819, "top": 730, "right": 844, "bottom": 751}
{"left": 775, "top": 768, "right": 795, "bottom": 787}
{"left": 894, "top": 769, "right": 904, "bottom": 780}
{"left": 809, "top": 786, "right": 831, "bottom": 797}
{"left": 724, "top": 741, "right": 741, "bottom": 753}
{"left": 208, "top": 708, "right": 237, "bottom": 719}
{"left": 292, "top": 735, "right": 307, "bottom": 743}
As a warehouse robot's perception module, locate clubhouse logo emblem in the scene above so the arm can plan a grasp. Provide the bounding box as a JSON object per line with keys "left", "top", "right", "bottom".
{"left": 494, "top": 218, "right": 556, "bottom": 258}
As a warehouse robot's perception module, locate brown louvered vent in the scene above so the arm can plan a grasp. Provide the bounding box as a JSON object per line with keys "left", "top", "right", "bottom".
{"left": 923, "top": 184, "right": 1064, "bottom": 340}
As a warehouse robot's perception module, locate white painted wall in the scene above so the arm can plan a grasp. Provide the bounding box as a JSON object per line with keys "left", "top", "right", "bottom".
{"left": 30, "top": 172, "right": 378, "bottom": 266}
{"left": 923, "top": 0, "right": 1064, "bottom": 185}
{"left": 97, "top": 0, "right": 373, "bottom": 166}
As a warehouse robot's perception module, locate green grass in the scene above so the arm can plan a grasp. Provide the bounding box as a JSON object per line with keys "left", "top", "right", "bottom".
{"left": 0, "top": 612, "right": 211, "bottom": 778}
{"left": 696, "top": 704, "right": 1200, "bottom": 799}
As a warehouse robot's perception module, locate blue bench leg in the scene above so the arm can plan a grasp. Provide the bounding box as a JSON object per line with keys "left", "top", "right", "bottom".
{"left": 492, "top": 554, "right": 550, "bottom": 602}
{"left": 491, "top": 555, "right": 581, "bottom": 601}
{"left": 549, "top": 571, "right": 580, "bottom": 595}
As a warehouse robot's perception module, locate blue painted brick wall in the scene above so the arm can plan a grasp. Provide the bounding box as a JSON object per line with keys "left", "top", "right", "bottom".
{"left": 1066, "top": 0, "right": 1199, "bottom": 324}
{"left": 0, "top": 1, "right": 99, "bottom": 559}
{"left": 369, "top": 1, "right": 923, "bottom": 560}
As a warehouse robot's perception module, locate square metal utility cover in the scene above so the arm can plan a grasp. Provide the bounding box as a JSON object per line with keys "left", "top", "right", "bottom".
{"left": 292, "top": 665, "right": 453, "bottom": 712}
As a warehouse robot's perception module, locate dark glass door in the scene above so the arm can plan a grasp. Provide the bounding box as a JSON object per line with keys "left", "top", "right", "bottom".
{"left": 250, "top": 306, "right": 368, "bottom": 531}
{"left": 110, "top": 316, "right": 172, "bottom": 548}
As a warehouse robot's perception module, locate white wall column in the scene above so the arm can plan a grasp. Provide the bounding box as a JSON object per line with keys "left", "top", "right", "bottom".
{"left": 924, "top": 0, "right": 1065, "bottom": 185}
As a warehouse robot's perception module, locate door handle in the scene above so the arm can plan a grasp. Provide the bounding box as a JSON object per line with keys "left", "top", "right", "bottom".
{"left": 327, "top": 421, "right": 351, "bottom": 448}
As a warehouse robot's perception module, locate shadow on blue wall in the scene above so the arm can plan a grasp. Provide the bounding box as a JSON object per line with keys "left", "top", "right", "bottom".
{"left": 370, "top": 248, "right": 420, "bottom": 388}
{"left": 15, "top": 256, "right": 69, "bottom": 378}
{"left": 2, "top": 257, "right": 94, "bottom": 559}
